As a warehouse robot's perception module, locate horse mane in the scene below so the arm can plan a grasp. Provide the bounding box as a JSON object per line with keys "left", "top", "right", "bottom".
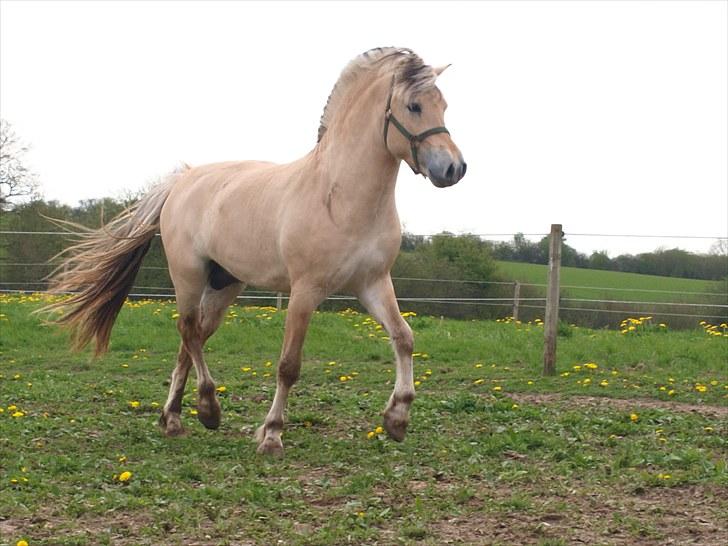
{"left": 317, "top": 47, "right": 437, "bottom": 142}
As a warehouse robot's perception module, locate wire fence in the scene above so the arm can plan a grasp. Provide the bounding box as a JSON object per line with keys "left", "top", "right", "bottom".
{"left": 1, "top": 229, "right": 726, "bottom": 328}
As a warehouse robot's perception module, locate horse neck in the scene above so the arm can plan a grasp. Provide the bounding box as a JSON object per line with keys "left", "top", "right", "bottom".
{"left": 315, "top": 76, "right": 401, "bottom": 219}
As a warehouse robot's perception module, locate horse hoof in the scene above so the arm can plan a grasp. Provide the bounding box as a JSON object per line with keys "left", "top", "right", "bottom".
{"left": 257, "top": 437, "right": 284, "bottom": 457}
{"left": 383, "top": 414, "right": 408, "bottom": 442}
{"left": 197, "top": 397, "right": 221, "bottom": 430}
{"left": 159, "top": 412, "right": 186, "bottom": 437}
{"left": 197, "top": 409, "right": 221, "bottom": 430}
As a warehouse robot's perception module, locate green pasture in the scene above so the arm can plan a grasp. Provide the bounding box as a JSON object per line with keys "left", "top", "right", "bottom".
{"left": 496, "top": 261, "right": 726, "bottom": 303}
{"left": 0, "top": 294, "right": 726, "bottom": 545}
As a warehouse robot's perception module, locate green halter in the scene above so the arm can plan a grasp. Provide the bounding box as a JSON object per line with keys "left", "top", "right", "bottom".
{"left": 383, "top": 78, "right": 450, "bottom": 175}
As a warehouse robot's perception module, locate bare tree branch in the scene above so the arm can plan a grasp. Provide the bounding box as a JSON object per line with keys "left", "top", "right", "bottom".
{"left": 0, "top": 118, "right": 40, "bottom": 210}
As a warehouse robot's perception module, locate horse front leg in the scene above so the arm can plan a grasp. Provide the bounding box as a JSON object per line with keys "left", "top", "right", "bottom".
{"left": 358, "top": 275, "right": 415, "bottom": 442}
{"left": 255, "top": 287, "right": 323, "bottom": 456}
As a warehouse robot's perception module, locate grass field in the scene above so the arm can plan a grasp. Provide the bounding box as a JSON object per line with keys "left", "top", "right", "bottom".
{"left": 496, "top": 261, "right": 727, "bottom": 302}
{"left": 1, "top": 294, "right": 727, "bottom": 545}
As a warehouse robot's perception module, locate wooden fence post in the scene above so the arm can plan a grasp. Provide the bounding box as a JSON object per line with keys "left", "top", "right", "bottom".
{"left": 512, "top": 281, "right": 521, "bottom": 322}
{"left": 543, "top": 224, "right": 563, "bottom": 376}
{"left": 276, "top": 292, "right": 283, "bottom": 311}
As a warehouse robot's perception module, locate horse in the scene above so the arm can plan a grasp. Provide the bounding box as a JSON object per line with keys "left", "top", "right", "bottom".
{"left": 44, "top": 47, "right": 466, "bottom": 455}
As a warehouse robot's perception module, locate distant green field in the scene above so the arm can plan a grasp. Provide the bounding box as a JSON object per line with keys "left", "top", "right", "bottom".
{"left": 496, "top": 261, "right": 727, "bottom": 303}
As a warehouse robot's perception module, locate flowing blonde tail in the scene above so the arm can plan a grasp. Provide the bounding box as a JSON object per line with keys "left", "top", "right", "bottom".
{"left": 41, "top": 178, "right": 176, "bottom": 355}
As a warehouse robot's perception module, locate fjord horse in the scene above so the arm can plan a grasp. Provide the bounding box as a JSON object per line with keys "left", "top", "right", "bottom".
{"left": 45, "top": 47, "right": 466, "bottom": 455}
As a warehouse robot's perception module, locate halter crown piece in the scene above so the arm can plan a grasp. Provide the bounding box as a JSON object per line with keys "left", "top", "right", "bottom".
{"left": 383, "top": 77, "right": 450, "bottom": 175}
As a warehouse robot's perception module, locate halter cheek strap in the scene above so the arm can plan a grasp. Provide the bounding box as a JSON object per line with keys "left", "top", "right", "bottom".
{"left": 383, "top": 79, "right": 450, "bottom": 175}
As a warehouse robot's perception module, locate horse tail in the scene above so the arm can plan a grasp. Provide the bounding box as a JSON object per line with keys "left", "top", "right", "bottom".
{"left": 41, "top": 172, "right": 181, "bottom": 356}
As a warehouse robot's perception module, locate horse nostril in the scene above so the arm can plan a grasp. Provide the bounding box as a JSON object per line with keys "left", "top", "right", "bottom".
{"left": 446, "top": 163, "right": 455, "bottom": 179}
{"left": 461, "top": 162, "right": 467, "bottom": 178}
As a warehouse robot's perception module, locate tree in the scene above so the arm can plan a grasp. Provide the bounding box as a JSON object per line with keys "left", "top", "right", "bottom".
{"left": 0, "top": 119, "right": 40, "bottom": 211}
{"left": 589, "top": 250, "right": 612, "bottom": 270}
{"left": 710, "top": 239, "right": 727, "bottom": 257}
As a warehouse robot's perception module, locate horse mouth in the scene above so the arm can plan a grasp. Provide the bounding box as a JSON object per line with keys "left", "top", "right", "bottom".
{"left": 429, "top": 176, "right": 460, "bottom": 188}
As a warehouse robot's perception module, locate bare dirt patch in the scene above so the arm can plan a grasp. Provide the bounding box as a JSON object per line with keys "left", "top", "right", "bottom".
{"left": 429, "top": 484, "right": 728, "bottom": 545}
{"left": 508, "top": 393, "right": 728, "bottom": 418}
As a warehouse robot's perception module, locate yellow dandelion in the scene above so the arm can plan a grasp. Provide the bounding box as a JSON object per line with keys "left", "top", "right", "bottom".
{"left": 374, "top": 426, "right": 383, "bottom": 434}
{"left": 128, "top": 401, "right": 141, "bottom": 409}
{"left": 117, "top": 471, "right": 132, "bottom": 482}
{"left": 492, "top": 386, "right": 502, "bottom": 392}
{"left": 216, "top": 385, "right": 227, "bottom": 393}
{"left": 630, "top": 413, "right": 639, "bottom": 422}
{"left": 473, "top": 379, "right": 484, "bottom": 385}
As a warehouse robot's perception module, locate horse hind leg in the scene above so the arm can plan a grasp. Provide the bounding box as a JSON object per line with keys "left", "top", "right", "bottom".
{"left": 159, "top": 341, "right": 193, "bottom": 436}
{"left": 160, "top": 261, "right": 242, "bottom": 436}
{"left": 194, "top": 279, "right": 243, "bottom": 429}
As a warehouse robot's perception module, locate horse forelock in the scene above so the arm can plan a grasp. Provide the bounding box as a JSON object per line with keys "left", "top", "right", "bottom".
{"left": 317, "top": 47, "right": 437, "bottom": 143}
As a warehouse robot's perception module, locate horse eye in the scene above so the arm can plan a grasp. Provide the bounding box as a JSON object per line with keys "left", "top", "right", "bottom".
{"left": 407, "top": 103, "right": 422, "bottom": 114}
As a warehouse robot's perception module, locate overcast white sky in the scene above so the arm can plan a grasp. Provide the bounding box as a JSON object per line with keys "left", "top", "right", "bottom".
{"left": 1, "top": 0, "right": 726, "bottom": 257}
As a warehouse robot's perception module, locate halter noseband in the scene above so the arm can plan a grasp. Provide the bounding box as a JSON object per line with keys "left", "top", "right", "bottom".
{"left": 383, "top": 78, "right": 450, "bottom": 175}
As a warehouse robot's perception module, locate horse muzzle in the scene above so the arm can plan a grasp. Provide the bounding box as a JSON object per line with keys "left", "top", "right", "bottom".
{"left": 422, "top": 149, "right": 467, "bottom": 188}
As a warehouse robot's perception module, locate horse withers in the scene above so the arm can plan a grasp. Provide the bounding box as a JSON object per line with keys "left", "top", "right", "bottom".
{"left": 44, "top": 47, "right": 466, "bottom": 455}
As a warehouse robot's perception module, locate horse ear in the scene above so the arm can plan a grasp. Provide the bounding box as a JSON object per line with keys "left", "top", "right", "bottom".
{"left": 433, "top": 64, "right": 451, "bottom": 77}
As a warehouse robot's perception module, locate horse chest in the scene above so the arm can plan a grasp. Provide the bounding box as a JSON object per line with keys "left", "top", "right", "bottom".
{"left": 336, "top": 234, "right": 398, "bottom": 281}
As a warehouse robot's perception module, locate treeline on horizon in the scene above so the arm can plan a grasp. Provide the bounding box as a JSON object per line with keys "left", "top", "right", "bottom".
{"left": 1, "top": 198, "right": 726, "bottom": 287}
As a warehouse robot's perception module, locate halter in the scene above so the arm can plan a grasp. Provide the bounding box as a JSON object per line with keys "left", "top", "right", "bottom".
{"left": 383, "top": 77, "right": 450, "bottom": 175}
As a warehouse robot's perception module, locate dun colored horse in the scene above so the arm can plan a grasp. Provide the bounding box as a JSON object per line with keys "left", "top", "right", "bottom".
{"left": 45, "top": 47, "right": 466, "bottom": 455}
